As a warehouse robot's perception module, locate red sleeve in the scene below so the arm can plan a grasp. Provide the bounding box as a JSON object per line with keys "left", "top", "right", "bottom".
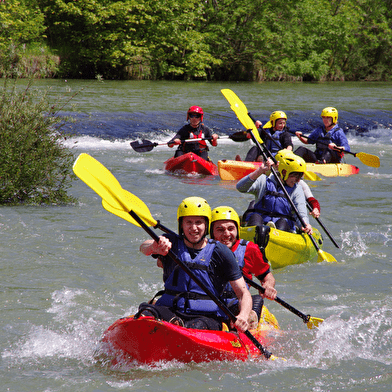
{"left": 307, "top": 197, "right": 320, "bottom": 212}
{"left": 242, "top": 242, "right": 270, "bottom": 279}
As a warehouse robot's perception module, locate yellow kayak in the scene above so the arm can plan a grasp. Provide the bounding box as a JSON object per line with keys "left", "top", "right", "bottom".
{"left": 240, "top": 224, "right": 324, "bottom": 269}
{"left": 218, "top": 159, "right": 359, "bottom": 180}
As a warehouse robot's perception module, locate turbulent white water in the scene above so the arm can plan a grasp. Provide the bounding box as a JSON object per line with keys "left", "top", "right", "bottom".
{"left": 1, "top": 80, "right": 391, "bottom": 391}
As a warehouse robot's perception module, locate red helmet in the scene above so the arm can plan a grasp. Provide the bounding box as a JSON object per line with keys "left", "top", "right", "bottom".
{"left": 187, "top": 106, "right": 204, "bottom": 121}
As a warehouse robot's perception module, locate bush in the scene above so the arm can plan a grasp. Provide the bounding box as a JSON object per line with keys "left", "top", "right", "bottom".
{"left": 0, "top": 79, "right": 76, "bottom": 205}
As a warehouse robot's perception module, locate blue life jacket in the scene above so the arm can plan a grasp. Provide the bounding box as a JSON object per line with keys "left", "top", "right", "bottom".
{"left": 254, "top": 177, "right": 297, "bottom": 230}
{"left": 221, "top": 240, "right": 248, "bottom": 305}
{"left": 156, "top": 237, "right": 226, "bottom": 318}
{"left": 264, "top": 128, "right": 284, "bottom": 156}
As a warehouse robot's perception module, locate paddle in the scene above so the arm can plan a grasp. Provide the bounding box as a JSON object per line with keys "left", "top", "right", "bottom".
{"left": 243, "top": 276, "right": 324, "bottom": 329}
{"left": 130, "top": 131, "right": 248, "bottom": 153}
{"left": 306, "top": 201, "right": 340, "bottom": 248}
{"left": 221, "top": 89, "right": 337, "bottom": 264}
{"left": 290, "top": 130, "right": 380, "bottom": 168}
{"left": 73, "top": 153, "right": 278, "bottom": 361}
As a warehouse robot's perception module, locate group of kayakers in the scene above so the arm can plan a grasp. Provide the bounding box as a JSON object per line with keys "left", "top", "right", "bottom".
{"left": 134, "top": 104, "right": 351, "bottom": 333}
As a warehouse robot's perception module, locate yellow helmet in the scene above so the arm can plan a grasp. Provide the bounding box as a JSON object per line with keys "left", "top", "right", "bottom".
{"left": 275, "top": 149, "right": 306, "bottom": 181}
{"left": 210, "top": 206, "right": 240, "bottom": 239}
{"left": 263, "top": 111, "right": 287, "bottom": 129}
{"left": 177, "top": 196, "right": 211, "bottom": 235}
{"left": 321, "top": 107, "right": 338, "bottom": 124}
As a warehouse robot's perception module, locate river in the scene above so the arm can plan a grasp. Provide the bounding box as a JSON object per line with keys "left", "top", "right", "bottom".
{"left": 1, "top": 80, "right": 391, "bottom": 391}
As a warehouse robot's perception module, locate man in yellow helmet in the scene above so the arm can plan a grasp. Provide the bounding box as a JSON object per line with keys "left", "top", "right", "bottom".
{"left": 138, "top": 197, "right": 252, "bottom": 332}
{"left": 210, "top": 206, "right": 277, "bottom": 328}
{"left": 236, "top": 150, "right": 313, "bottom": 235}
{"left": 295, "top": 107, "right": 350, "bottom": 163}
{"left": 242, "top": 111, "right": 293, "bottom": 162}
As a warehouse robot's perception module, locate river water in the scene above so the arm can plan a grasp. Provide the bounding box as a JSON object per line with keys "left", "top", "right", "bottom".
{"left": 1, "top": 80, "right": 392, "bottom": 391}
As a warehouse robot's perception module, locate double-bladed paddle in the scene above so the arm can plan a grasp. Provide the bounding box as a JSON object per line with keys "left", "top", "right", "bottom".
{"left": 130, "top": 131, "right": 248, "bottom": 153}
{"left": 243, "top": 276, "right": 324, "bottom": 329}
{"left": 221, "top": 89, "right": 337, "bottom": 264}
{"left": 73, "top": 153, "right": 279, "bottom": 361}
{"left": 291, "top": 130, "right": 380, "bottom": 168}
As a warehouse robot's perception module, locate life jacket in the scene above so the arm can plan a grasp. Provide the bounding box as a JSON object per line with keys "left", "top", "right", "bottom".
{"left": 221, "top": 240, "right": 249, "bottom": 304}
{"left": 264, "top": 128, "right": 284, "bottom": 155}
{"left": 156, "top": 237, "right": 226, "bottom": 318}
{"left": 182, "top": 124, "right": 208, "bottom": 153}
{"left": 254, "top": 177, "right": 297, "bottom": 231}
{"left": 315, "top": 128, "right": 331, "bottom": 151}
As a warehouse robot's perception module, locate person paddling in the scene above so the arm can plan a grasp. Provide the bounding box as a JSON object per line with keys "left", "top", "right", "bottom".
{"left": 237, "top": 150, "right": 313, "bottom": 235}
{"left": 294, "top": 107, "right": 350, "bottom": 163}
{"left": 138, "top": 197, "right": 252, "bottom": 332}
{"left": 210, "top": 206, "right": 277, "bottom": 329}
{"left": 240, "top": 111, "right": 293, "bottom": 162}
{"left": 168, "top": 106, "right": 219, "bottom": 161}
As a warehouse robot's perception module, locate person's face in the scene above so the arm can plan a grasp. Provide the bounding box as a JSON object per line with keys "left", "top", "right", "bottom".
{"left": 274, "top": 118, "right": 286, "bottom": 131}
{"left": 182, "top": 216, "right": 206, "bottom": 244}
{"left": 284, "top": 171, "right": 303, "bottom": 187}
{"left": 189, "top": 112, "right": 201, "bottom": 127}
{"left": 322, "top": 116, "right": 333, "bottom": 129}
{"left": 212, "top": 220, "right": 238, "bottom": 249}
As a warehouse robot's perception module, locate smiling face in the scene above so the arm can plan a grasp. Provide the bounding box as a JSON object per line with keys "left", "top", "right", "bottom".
{"left": 274, "top": 118, "right": 287, "bottom": 131}
{"left": 181, "top": 216, "right": 207, "bottom": 247}
{"left": 322, "top": 116, "right": 334, "bottom": 130}
{"left": 211, "top": 220, "right": 238, "bottom": 249}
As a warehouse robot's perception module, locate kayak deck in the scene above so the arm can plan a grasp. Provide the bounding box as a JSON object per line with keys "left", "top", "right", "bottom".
{"left": 218, "top": 159, "right": 359, "bottom": 180}
{"left": 165, "top": 152, "right": 218, "bottom": 176}
{"left": 99, "top": 307, "right": 279, "bottom": 365}
{"left": 240, "top": 224, "right": 323, "bottom": 269}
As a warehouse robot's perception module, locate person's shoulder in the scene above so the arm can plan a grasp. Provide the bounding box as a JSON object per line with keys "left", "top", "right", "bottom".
{"left": 214, "top": 241, "right": 236, "bottom": 259}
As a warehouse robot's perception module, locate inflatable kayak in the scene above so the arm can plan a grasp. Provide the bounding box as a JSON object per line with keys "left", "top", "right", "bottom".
{"left": 165, "top": 152, "right": 218, "bottom": 176}
{"left": 240, "top": 224, "right": 323, "bottom": 269}
{"left": 218, "top": 159, "right": 359, "bottom": 180}
{"left": 99, "top": 307, "right": 279, "bottom": 365}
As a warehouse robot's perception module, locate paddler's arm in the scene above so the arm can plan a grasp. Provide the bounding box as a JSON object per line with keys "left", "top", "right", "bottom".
{"left": 140, "top": 236, "right": 172, "bottom": 256}
{"left": 257, "top": 271, "right": 277, "bottom": 300}
{"left": 236, "top": 158, "right": 275, "bottom": 193}
{"left": 229, "top": 277, "right": 252, "bottom": 333}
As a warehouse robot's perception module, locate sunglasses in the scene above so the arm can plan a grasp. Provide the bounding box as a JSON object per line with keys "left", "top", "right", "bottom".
{"left": 189, "top": 113, "right": 201, "bottom": 118}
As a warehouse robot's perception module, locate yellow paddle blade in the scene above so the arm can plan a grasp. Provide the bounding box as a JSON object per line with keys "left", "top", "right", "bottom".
{"left": 317, "top": 249, "right": 337, "bottom": 263}
{"left": 306, "top": 316, "right": 324, "bottom": 329}
{"left": 102, "top": 189, "right": 158, "bottom": 228}
{"left": 356, "top": 152, "right": 380, "bottom": 168}
{"left": 73, "top": 154, "right": 124, "bottom": 209}
{"left": 303, "top": 171, "right": 321, "bottom": 181}
{"left": 221, "top": 89, "right": 260, "bottom": 135}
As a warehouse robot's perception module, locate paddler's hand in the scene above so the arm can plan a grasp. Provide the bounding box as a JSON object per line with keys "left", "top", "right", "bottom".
{"left": 249, "top": 157, "right": 275, "bottom": 180}
{"left": 310, "top": 208, "right": 320, "bottom": 219}
{"left": 231, "top": 314, "right": 249, "bottom": 333}
{"left": 261, "top": 285, "right": 277, "bottom": 301}
{"left": 302, "top": 223, "right": 313, "bottom": 235}
{"left": 140, "top": 236, "right": 172, "bottom": 256}
{"left": 255, "top": 120, "right": 262, "bottom": 128}
{"left": 168, "top": 138, "right": 181, "bottom": 147}
{"left": 211, "top": 133, "right": 219, "bottom": 146}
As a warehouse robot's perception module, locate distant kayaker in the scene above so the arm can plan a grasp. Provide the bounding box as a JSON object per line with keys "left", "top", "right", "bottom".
{"left": 168, "top": 106, "right": 219, "bottom": 161}
{"left": 210, "top": 206, "right": 277, "bottom": 329}
{"left": 138, "top": 197, "right": 252, "bottom": 332}
{"left": 238, "top": 111, "right": 293, "bottom": 162}
{"left": 294, "top": 107, "right": 350, "bottom": 163}
{"left": 237, "top": 150, "right": 313, "bottom": 235}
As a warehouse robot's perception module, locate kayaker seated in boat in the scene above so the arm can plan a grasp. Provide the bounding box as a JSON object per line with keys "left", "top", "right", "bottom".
{"left": 168, "top": 106, "right": 218, "bottom": 161}
{"left": 210, "top": 206, "right": 277, "bottom": 329}
{"left": 294, "top": 107, "right": 350, "bottom": 163}
{"left": 239, "top": 111, "right": 293, "bottom": 162}
{"left": 236, "top": 150, "right": 313, "bottom": 235}
{"left": 138, "top": 197, "right": 252, "bottom": 332}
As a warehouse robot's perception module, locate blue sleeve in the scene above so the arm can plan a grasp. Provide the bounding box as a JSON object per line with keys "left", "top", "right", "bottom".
{"left": 307, "top": 127, "right": 323, "bottom": 144}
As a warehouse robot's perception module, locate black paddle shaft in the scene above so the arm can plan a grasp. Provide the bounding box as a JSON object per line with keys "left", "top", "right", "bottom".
{"left": 129, "top": 210, "right": 273, "bottom": 360}
{"left": 243, "top": 276, "right": 311, "bottom": 324}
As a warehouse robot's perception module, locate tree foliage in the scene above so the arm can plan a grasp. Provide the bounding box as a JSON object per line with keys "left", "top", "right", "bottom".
{"left": 2, "top": 0, "right": 392, "bottom": 81}
{"left": 0, "top": 79, "right": 76, "bottom": 205}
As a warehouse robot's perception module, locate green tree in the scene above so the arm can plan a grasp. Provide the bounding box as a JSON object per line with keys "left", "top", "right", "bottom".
{"left": 0, "top": 79, "right": 76, "bottom": 205}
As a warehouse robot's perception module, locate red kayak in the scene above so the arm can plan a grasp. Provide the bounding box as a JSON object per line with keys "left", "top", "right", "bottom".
{"left": 164, "top": 152, "right": 218, "bottom": 176}
{"left": 100, "top": 311, "right": 279, "bottom": 365}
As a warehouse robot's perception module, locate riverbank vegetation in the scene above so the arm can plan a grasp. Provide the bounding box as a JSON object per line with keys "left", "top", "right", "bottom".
{"left": 0, "top": 79, "right": 76, "bottom": 205}
{"left": 1, "top": 0, "right": 392, "bottom": 81}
